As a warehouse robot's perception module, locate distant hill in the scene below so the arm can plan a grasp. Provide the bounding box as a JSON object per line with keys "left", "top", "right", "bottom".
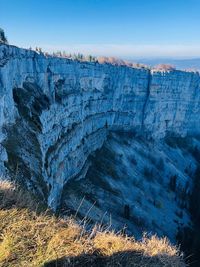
{"left": 132, "top": 58, "right": 200, "bottom": 71}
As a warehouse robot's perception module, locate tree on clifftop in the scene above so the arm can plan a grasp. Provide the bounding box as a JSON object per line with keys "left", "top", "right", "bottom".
{"left": 0, "top": 28, "right": 8, "bottom": 44}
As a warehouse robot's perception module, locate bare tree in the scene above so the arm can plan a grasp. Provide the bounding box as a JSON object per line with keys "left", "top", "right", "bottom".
{"left": 154, "top": 64, "right": 176, "bottom": 71}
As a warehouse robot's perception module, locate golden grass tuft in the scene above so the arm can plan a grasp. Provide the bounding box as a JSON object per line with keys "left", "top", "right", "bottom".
{"left": 0, "top": 180, "right": 186, "bottom": 267}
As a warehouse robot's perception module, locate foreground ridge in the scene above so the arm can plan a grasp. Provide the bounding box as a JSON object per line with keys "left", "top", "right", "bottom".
{"left": 0, "top": 180, "right": 185, "bottom": 267}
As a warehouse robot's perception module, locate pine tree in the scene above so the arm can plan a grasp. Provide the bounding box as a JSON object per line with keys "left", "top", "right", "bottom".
{"left": 0, "top": 28, "right": 8, "bottom": 44}
{"left": 88, "top": 55, "right": 93, "bottom": 62}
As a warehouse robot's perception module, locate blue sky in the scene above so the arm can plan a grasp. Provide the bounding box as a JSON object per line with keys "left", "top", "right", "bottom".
{"left": 1, "top": 0, "right": 200, "bottom": 58}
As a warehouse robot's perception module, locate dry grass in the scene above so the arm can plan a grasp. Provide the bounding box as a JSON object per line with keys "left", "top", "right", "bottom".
{"left": 0, "top": 180, "right": 186, "bottom": 267}
{"left": 0, "top": 180, "right": 42, "bottom": 211}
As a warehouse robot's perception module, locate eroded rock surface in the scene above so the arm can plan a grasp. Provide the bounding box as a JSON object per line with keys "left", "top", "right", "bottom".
{"left": 0, "top": 44, "right": 200, "bottom": 211}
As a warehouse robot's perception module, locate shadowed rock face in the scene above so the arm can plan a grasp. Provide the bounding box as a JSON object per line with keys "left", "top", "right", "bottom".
{"left": 0, "top": 44, "right": 200, "bottom": 211}
{"left": 60, "top": 132, "right": 200, "bottom": 242}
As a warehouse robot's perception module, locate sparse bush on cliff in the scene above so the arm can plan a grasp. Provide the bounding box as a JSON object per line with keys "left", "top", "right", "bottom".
{"left": 0, "top": 180, "right": 185, "bottom": 266}
{"left": 143, "top": 166, "right": 155, "bottom": 181}
{"left": 49, "top": 51, "right": 97, "bottom": 62}
{"left": 156, "top": 158, "right": 164, "bottom": 171}
{"left": 129, "top": 155, "right": 138, "bottom": 165}
{"left": 169, "top": 175, "right": 177, "bottom": 192}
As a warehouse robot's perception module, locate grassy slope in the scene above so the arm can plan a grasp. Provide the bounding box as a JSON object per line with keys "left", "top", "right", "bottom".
{"left": 0, "top": 181, "right": 185, "bottom": 267}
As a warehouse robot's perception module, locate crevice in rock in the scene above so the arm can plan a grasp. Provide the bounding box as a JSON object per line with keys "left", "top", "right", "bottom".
{"left": 141, "top": 70, "right": 152, "bottom": 129}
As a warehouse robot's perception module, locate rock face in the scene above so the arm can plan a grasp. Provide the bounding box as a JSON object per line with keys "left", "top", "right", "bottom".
{"left": 0, "top": 44, "right": 200, "bottom": 210}
{"left": 61, "top": 132, "right": 197, "bottom": 242}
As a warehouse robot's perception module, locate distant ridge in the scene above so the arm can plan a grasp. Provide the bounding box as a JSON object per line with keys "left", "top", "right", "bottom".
{"left": 131, "top": 58, "right": 200, "bottom": 71}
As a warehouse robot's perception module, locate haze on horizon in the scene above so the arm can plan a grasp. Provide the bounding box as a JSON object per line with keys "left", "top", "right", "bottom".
{"left": 1, "top": 0, "right": 200, "bottom": 59}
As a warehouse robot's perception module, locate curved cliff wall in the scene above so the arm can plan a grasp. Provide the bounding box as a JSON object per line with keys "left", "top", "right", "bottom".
{"left": 0, "top": 44, "right": 200, "bottom": 209}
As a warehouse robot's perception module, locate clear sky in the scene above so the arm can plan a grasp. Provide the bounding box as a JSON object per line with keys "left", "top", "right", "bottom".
{"left": 1, "top": 0, "right": 200, "bottom": 58}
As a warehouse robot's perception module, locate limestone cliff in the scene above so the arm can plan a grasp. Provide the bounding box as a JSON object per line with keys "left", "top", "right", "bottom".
{"left": 0, "top": 44, "right": 200, "bottom": 211}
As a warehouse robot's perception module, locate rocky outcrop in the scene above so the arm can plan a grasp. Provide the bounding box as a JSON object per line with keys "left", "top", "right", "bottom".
{"left": 0, "top": 44, "right": 200, "bottom": 210}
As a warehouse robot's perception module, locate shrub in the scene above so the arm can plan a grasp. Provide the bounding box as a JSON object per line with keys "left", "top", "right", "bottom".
{"left": 154, "top": 199, "right": 163, "bottom": 209}
{"left": 130, "top": 156, "right": 137, "bottom": 165}
{"left": 107, "top": 165, "right": 116, "bottom": 177}
{"left": 143, "top": 167, "right": 154, "bottom": 181}
{"left": 169, "top": 175, "right": 177, "bottom": 192}
{"left": 156, "top": 158, "right": 164, "bottom": 171}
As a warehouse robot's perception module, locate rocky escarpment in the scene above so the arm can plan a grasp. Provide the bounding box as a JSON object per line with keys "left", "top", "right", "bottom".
{"left": 0, "top": 44, "right": 200, "bottom": 210}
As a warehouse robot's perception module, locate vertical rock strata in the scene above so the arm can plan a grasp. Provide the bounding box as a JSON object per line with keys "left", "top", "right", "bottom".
{"left": 0, "top": 44, "right": 200, "bottom": 209}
